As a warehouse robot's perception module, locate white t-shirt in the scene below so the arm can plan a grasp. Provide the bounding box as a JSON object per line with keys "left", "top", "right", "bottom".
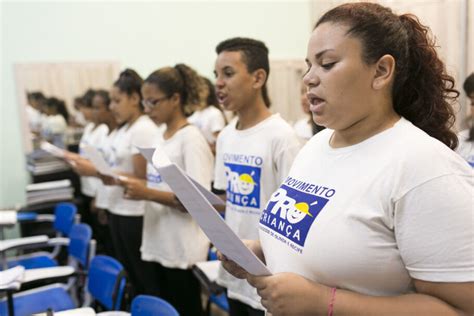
{"left": 107, "top": 116, "right": 162, "bottom": 216}
{"left": 26, "top": 105, "right": 42, "bottom": 132}
{"left": 43, "top": 114, "right": 67, "bottom": 135}
{"left": 94, "top": 128, "right": 119, "bottom": 210}
{"left": 456, "top": 129, "right": 474, "bottom": 167}
{"left": 188, "top": 106, "right": 226, "bottom": 144}
{"left": 79, "top": 123, "right": 109, "bottom": 197}
{"left": 259, "top": 117, "right": 474, "bottom": 297}
{"left": 73, "top": 111, "right": 87, "bottom": 127}
{"left": 141, "top": 125, "right": 213, "bottom": 269}
{"left": 214, "top": 113, "right": 302, "bottom": 309}
{"left": 293, "top": 117, "right": 313, "bottom": 141}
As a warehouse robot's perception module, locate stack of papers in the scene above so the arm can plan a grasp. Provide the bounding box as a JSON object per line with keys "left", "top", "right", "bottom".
{"left": 26, "top": 180, "right": 74, "bottom": 205}
{"left": 27, "top": 155, "right": 70, "bottom": 175}
{"left": 27, "top": 142, "right": 70, "bottom": 175}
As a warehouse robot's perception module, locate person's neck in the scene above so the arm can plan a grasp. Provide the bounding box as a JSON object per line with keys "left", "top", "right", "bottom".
{"left": 164, "top": 114, "right": 188, "bottom": 140}
{"left": 236, "top": 95, "right": 272, "bottom": 130}
{"left": 126, "top": 111, "right": 142, "bottom": 127}
{"left": 106, "top": 118, "right": 118, "bottom": 133}
{"left": 331, "top": 105, "right": 400, "bottom": 148}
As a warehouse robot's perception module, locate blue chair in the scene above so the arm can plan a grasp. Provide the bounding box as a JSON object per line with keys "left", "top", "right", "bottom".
{"left": 87, "top": 255, "right": 126, "bottom": 310}
{"left": 6, "top": 203, "right": 78, "bottom": 269}
{"left": 0, "top": 255, "right": 126, "bottom": 316}
{"left": 200, "top": 247, "right": 229, "bottom": 315}
{"left": 7, "top": 223, "right": 93, "bottom": 270}
{"left": 131, "top": 295, "right": 179, "bottom": 316}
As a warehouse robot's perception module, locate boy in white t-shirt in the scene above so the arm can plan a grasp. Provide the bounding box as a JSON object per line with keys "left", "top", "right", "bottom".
{"left": 213, "top": 37, "right": 301, "bottom": 315}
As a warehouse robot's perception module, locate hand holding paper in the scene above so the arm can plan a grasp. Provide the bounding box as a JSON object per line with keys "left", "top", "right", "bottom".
{"left": 118, "top": 176, "right": 150, "bottom": 200}
{"left": 137, "top": 147, "right": 225, "bottom": 207}
{"left": 40, "top": 141, "right": 66, "bottom": 158}
{"left": 82, "top": 145, "right": 119, "bottom": 179}
{"left": 143, "top": 147, "right": 270, "bottom": 276}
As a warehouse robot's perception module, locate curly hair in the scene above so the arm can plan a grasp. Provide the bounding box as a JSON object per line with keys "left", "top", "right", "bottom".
{"left": 316, "top": 2, "right": 459, "bottom": 149}
{"left": 144, "top": 64, "right": 205, "bottom": 117}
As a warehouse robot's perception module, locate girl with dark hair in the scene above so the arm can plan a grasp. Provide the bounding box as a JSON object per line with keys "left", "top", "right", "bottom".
{"left": 100, "top": 68, "right": 162, "bottom": 297}
{"left": 119, "top": 64, "right": 214, "bottom": 316}
{"left": 456, "top": 73, "right": 474, "bottom": 167}
{"left": 71, "top": 89, "right": 95, "bottom": 127}
{"left": 25, "top": 91, "right": 45, "bottom": 132}
{"left": 219, "top": 3, "right": 473, "bottom": 315}
{"left": 188, "top": 76, "right": 227, "bottom": 153}
{"left": 42, "top": 97, "right": 68, "bottom": 143}
{"left": 293, "top": 81, "right": 325, "bottom": 142}
{"left": 69, "top": 89, "right": 109, "bottom": 232}
{"left": 67, "top": 90, "right": 116, "bottom": 255}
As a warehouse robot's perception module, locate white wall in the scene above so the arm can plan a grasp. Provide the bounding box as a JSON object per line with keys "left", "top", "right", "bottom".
{"left": 0, "top": 0, "right": 312, "bottom": 207}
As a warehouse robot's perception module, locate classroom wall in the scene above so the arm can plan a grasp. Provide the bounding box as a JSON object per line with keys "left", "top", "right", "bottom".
{"left": 0, "top": 0, "right": 312, "bottom": 207}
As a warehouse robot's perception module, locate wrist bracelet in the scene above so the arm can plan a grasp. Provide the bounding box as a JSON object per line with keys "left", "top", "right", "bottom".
{"left": 327, "top": 287, "right": 337, "bottom": 316}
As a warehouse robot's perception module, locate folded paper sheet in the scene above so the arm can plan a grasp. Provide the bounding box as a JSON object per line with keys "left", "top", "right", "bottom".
{"left": 82, "top": 146, "right": 118, "bottom": 178}
{"left": 137, "top": 147, "right": 225, "bottom": 207}
{"left": 40, "top": 141, "right": 66, "bottom": 158}
{"left": 138, "top": 147, "right": 270, "bottom": 276}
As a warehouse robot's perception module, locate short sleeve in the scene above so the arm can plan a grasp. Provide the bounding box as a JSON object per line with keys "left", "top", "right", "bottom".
{"left": 394, "top": 173, "right": 474, "bottom": 282}
{"left": 213, "top": 132, "right": 227, "bottom": 191}
{"left": 208, "top": 109, "right": 226, "bottom": 133}
{"left": 130, "top": 119, "right": 160, "bottom": 155}
{"left": 273, "top": 132, "right": 303, "bottom": 184}
{"left": 183, "top": 129, "right": 214, "bottom": 190}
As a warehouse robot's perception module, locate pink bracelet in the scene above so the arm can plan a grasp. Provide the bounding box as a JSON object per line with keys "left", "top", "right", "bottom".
{"left": 327, "top": 287, "right": 337, "bottom": 316}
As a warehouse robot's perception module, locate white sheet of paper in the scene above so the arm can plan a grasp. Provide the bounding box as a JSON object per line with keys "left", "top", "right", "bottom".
{"left": 40, "top": 141, "right": 66, "bottom": 158}
{"left": 137, "top": 147, "right": 225, "bottom": 206}
{"left": 82, "top": 145, "right": 118, "bottom": 178}
{"left": 151, "top": 150, "right": 271, "bottom": 276}
{"left": 26, "top": 179, "right": 71, "bottom": 192}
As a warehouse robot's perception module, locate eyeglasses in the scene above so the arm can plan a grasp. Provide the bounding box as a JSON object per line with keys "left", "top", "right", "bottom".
{"left": 141, "top": 96, "right": 169, "bottom": 109}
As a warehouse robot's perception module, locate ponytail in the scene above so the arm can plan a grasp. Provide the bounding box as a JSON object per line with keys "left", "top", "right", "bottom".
{"left": 395, "top": 14, "right": 458, "bottom": 149}
{"left": 114, "top": 68, "right": 144, "bottom": 110}
{"left": 144, "top": 64, "right": 205, "bottom": 117}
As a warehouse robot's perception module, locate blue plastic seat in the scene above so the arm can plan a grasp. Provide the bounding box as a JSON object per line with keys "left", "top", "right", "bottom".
{"left": 88, "top": 255, "right": 127, "bottom": 310}
{"left": 210, "top": 292, "right": 229, "bottom": 311}
{"left": 205, "top": 247, "right": 229, "bottom": 314}
{"left": 7, "top": 203, "right": 78, "bottom": 270}
{"left": 0, "top": 255, "right": 126, "bottom": 316}
{"left": 7, "top": 255, "right": 57, "bottom": 269}
{"left": 131, "top": 295, "right": 179, "bottom": 316}
{"left": 53, "top": 202, "right": 78, "bottom": 236}
{"left": 0, "top": 283, "right": 75, "bottom": 316}
{"left": 7, "top": 223, "right": 92, "bottom": 270}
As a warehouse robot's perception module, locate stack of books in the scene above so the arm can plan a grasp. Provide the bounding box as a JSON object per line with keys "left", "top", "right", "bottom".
{"left": 27, "top": 149, "right": 69, "bottom": 176}
{"left": 26, "top": 180, "right": 74, "bottom": 205}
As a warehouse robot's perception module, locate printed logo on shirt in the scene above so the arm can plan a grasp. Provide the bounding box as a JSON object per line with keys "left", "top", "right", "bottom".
{"left": 259, "top": 176, "right": 335, "bottom": 253}
{"left": 224, "top": 162, "right": 262, "bottom": 209}
{"left": 467, "top": 155, "right": 474, "bottom": 168}
{"left": 147, "top": 172, "right": 162, "bottom": 184}
{"left": 109, "top": 147, "right": 119, "bottom": 167}
{"left": 79, "top": 143, "right": 87, "bottom": 156}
